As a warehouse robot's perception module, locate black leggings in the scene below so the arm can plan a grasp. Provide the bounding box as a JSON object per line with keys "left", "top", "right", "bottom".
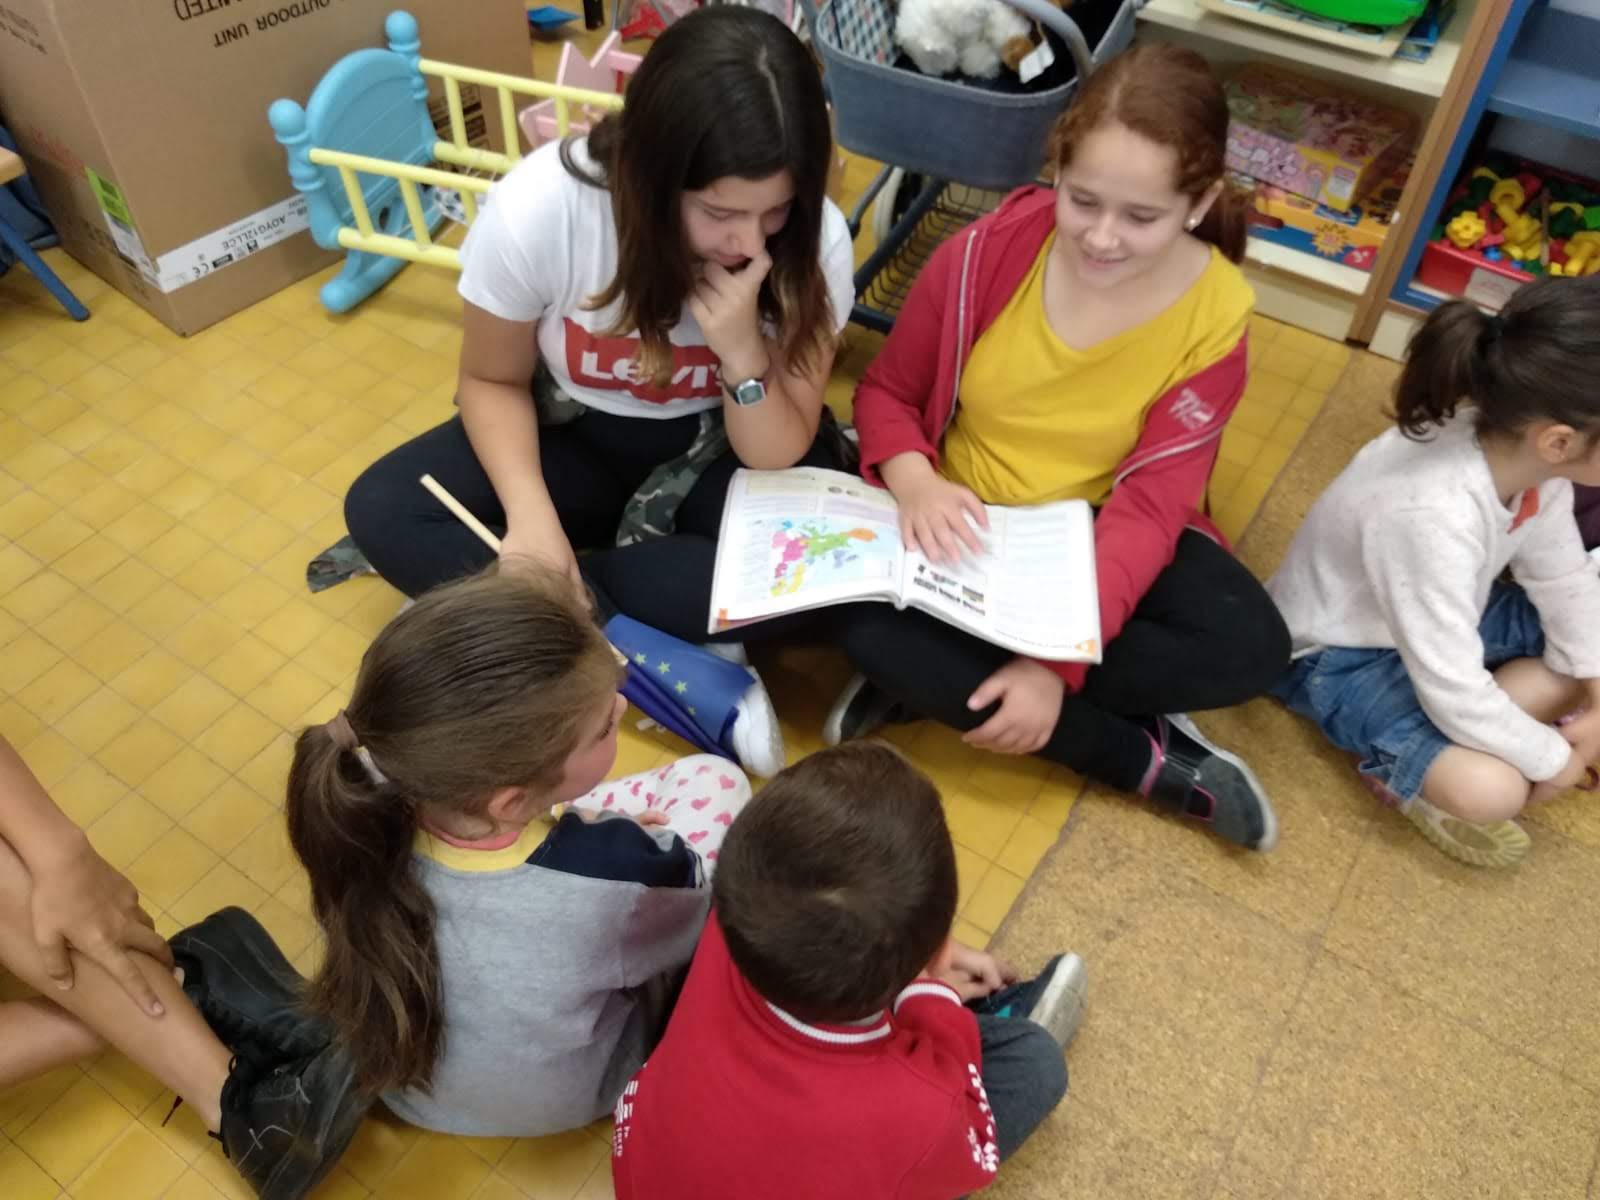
{"left": 344, "top": 411, "right": 837, "bottom": 640}
{"left": 830, "top": 530, "right": 1291, "bottom": 791}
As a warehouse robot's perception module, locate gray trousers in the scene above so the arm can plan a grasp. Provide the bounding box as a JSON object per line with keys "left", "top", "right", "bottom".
{"left": 977, "top": 1014, "right": 1069, "bottom": 1162}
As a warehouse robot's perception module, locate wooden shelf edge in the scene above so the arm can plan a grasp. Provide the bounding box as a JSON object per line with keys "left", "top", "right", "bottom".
{"left": 1134, "top": 0, "right": 1463, "bottom": 97}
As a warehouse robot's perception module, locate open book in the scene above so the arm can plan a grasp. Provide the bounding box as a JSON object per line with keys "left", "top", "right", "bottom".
{"left": 709, "top": 467, "right": 1101, "bottom": 662}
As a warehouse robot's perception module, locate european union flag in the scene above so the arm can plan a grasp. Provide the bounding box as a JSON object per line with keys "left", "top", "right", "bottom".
{"left": 604, "top": 616, "right": 754, "bottom": 761}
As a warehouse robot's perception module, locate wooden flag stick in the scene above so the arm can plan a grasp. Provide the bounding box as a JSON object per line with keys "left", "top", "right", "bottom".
{"left": 420, "top": 473, "right": 501, "bottom": 552}
{"left": 419, "top": 473, "right": 628, "bottom": 669}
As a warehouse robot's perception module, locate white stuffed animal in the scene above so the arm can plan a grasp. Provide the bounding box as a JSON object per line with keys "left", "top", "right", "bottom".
{"left": 894, "top": 0, "right": 1032, "bottom": 80}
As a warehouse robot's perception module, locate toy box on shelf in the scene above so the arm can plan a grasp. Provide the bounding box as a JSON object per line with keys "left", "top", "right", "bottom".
{"left": 1224, "top": 63, "right": 1416, "bottom": 215}
{"left": 1417, "top": 153, "right": 1600, "bottom": 309}
{"left": 1240, "top": 152, "right": 1410, "bottom": 273}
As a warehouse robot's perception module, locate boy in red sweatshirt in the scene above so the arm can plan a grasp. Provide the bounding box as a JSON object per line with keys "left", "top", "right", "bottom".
{"left": 610, "top": 743, "right": 1085, "bottom": 1199}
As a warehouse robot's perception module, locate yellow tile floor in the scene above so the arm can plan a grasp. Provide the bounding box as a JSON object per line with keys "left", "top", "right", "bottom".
{"left": 0, "top": 97, "right": 1346, "bottom": 1200}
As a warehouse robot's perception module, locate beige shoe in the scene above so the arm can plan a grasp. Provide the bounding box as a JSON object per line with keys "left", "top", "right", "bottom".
{"left": 1401, "top": 797, "right": 1530, "bottom": 869}
{"left": 1355, "top": 767, "right": 1530, "bottom": 869}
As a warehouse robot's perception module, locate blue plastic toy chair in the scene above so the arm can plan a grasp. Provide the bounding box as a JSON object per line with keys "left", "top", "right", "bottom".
{"left": 0, "top": 147, "right": 89, "bottom": 321}
{"left": 267, "top": 11, "right": 443, "bottom": 313}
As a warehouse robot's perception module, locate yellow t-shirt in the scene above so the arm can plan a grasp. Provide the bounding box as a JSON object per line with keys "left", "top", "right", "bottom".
{"left": 941, "top": 237, "right": 1252, "bottom": 506}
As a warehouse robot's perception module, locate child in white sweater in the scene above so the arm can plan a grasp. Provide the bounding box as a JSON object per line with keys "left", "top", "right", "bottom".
{"left": 1269, "top": 277, "right": 1600, "bottom": 867}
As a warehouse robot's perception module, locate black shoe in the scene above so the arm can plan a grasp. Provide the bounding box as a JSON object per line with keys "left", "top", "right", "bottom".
{"left": 1137, "top": 714, "right": 1278, "bottom": 851}
{"left": 823, "top": 674, "right": 908, "bottom": 746}
{"left": 218, "top": 1043, "right": 366, "bottom": 1200}
{"left": 171, "top": 908, "right": 330, "bottom": 1062}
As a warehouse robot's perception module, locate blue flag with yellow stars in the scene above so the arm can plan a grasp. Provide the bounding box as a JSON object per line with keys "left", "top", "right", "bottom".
{"left": 604, "top": 616, "right": 753, "bottom": 759}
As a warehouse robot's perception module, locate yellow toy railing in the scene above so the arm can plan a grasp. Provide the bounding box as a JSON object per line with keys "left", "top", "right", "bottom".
{"left": 306, "top": 152, "right": 493, "bottom": 270}
{"left": 272, "top": 10, "right": 633, "bottom": 313}
{"left": 423, "top": 62, "right": 624, "bottom": 177}
{"left": 306, "top": 68, "right": 622, "bottom": 271}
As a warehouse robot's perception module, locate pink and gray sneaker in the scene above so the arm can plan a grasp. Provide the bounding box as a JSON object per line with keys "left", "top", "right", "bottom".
{"left": 1136, "top": 714, "right": 1278, "bottom": 851}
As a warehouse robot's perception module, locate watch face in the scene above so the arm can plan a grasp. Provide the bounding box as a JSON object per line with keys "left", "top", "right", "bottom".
{"left": 733, "top": 378, "right": 767, "bottom": 406}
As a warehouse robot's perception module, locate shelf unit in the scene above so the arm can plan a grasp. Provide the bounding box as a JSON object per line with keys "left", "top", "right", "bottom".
{"left": 1362, "top": 0, "right": 1600, "bottom": 354}
{"left": 1134, "top": 0, "right": 1499, "bottom": 343}
{"left": 1136, "top": 0, "right": 1466, "bottom": 97}
{"left": 1484, "top": 5, "right": 1600, "bottom": 140}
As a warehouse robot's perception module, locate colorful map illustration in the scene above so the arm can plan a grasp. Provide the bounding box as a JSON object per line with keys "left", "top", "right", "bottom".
{"left": 766, "top": 518, "right": 894, "bottom": 597}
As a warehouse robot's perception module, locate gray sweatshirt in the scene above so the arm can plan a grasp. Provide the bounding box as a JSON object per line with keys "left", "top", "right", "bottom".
{"left": 382, "top": 811, "right": 708, "bottom": 1136}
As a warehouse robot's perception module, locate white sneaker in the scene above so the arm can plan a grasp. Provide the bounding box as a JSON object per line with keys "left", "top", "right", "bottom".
{"left": 728, "top": 666, "right": 786, "bottom": 778}
{"left": 1025, "top": 953, "right": 1088, "bottom": 1051}
{"left": 1401, "top": 797, "right": 1530, "bottom": 869}
{"left": 1355, "top": 769, "right": 1530, "bottom": 868}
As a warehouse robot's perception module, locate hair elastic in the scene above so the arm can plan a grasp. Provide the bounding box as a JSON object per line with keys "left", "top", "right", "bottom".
{"left": 1483, "top": 313, "right": 1505, "bottom": 344}
{"left": 326, "top": 710, "right": 388, "bottom": 786}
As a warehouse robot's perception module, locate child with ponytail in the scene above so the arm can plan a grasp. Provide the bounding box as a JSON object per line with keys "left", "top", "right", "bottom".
{"left": 1270, "top": 276, "right": 1600, "bottom": 868}
{"left": 286, "top": 568, "right": 750, "bottom": 1135}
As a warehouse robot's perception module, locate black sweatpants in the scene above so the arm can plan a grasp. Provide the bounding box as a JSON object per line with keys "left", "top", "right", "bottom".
{"left": 831, "top": 529, "right": 1291, "bottom": 792}
{"left": 344, "top": 411, "right": 837, "bottom": 641}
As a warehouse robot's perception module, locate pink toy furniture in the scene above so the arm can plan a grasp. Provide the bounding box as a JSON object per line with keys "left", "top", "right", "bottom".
{"left": 519, "top": 34, "right": 641, "bottom": 147}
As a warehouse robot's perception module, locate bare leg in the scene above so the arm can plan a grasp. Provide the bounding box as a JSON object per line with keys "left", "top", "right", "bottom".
{"left": 1493, "top": 657, "right": 1585, "bottom": 723}
{"left": 0, "top": 997, "right": 104, "bottom": 1087}
{"left": 1421, "top": 748, "right": 1531, "bottom": 822}
{"left": 0, "top": 838, "right": 230, "bottom": 1130}
{"left": 1421, "top": 659, "right": 1585, "bottom": 822}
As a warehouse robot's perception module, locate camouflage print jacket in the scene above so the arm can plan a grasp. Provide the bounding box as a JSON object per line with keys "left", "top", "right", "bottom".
{"left": 534, "top": 361, "right": 859, "bottom": 547}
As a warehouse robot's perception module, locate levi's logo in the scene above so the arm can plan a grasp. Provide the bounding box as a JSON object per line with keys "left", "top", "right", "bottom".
{"left": 565, "top": 320, "right": 722, "bottom": 405}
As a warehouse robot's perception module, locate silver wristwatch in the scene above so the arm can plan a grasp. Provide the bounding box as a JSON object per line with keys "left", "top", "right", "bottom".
{"left": 724, "top": 374, "right": 768, "bottom": 407}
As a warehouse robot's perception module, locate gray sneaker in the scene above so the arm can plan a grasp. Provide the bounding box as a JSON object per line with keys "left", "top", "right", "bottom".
{"left": 971, "top": 953, "right": 1088, "bottom": 1050}
{"left": 823, "top": 674, "right": 907, "bottom": 746}
{"left": 1138, "top": 714, "right": 1278, "bottom": 852}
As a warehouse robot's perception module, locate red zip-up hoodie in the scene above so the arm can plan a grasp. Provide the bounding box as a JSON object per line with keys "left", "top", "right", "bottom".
{"left": 853, "top": 187, "right": 1250, "bottom": 692}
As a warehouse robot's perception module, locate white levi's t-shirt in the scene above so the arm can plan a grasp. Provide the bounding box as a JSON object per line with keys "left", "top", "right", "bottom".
{"left": 457, "top": 138, "right": 856, "bottom": 420}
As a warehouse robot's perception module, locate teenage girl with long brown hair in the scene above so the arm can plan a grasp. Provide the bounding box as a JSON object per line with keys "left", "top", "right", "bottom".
{"left": 344, "top": 7, "right": 852, "bottom": 653}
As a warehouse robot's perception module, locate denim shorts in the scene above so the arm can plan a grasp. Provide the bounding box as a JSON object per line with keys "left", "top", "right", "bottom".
{"left": 1270, "top": 582, "right": 1546, "bottom": 802}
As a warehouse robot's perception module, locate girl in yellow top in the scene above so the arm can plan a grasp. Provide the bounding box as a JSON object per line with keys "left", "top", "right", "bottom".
{"left": 836, "top": 45, "right": 1289, "bottom": 852}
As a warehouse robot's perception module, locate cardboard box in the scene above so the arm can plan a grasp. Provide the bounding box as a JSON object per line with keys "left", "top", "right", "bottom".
{"left": 1240, "top": 154, "right": 1410, "bottom": 274}
{"left": 0, "top": 1, "right": 532, "bottom": 335}
{"left": 1224, "top": 63, "right": 1415, "bottom": 215}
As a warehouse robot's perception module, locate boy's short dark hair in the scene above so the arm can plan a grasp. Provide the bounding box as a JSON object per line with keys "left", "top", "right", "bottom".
{"left": 714, "top": 742, "right": 958, "bottom": 1022}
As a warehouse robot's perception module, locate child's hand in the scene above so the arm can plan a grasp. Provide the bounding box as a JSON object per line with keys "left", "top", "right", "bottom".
{"left": 964, "top": 659, "right": 1064, "bottom": 755}
{"left": 891, "top": 470, "right": 989, "bottom": 565}
{"left": 30, "top": 837, "right": 173, "bottom": 1017}
{"left": 634, "top": 810, "right": 671, "bottom": 828}
{"left": 1558, "top": 706, "right": 1600, "bottom": 772}
{"left": 691, "top": 250, "right": 771, "bottom": 384}
{"left": 933, "top": 942, "right": 1020, "bottom": 1002}
{"left": 499, "top": 510, "right": 586, "bottom": 606}
{"left": 1530, "top": 744, "right": 1600, "bottom": 805}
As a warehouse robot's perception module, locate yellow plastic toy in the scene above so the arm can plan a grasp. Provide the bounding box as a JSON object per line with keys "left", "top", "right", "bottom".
{"left": 1493, "top": 194, "right": 1542, "bottom": 261}
{"left": 1489, "top": 178, "right": 1526, "bottom": 210}
{"left": 1446, "top": 211, "right": 1486, "bottom": 249}
{"left": 1554, "top": 231, "right": 1600, "bottom": 276}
